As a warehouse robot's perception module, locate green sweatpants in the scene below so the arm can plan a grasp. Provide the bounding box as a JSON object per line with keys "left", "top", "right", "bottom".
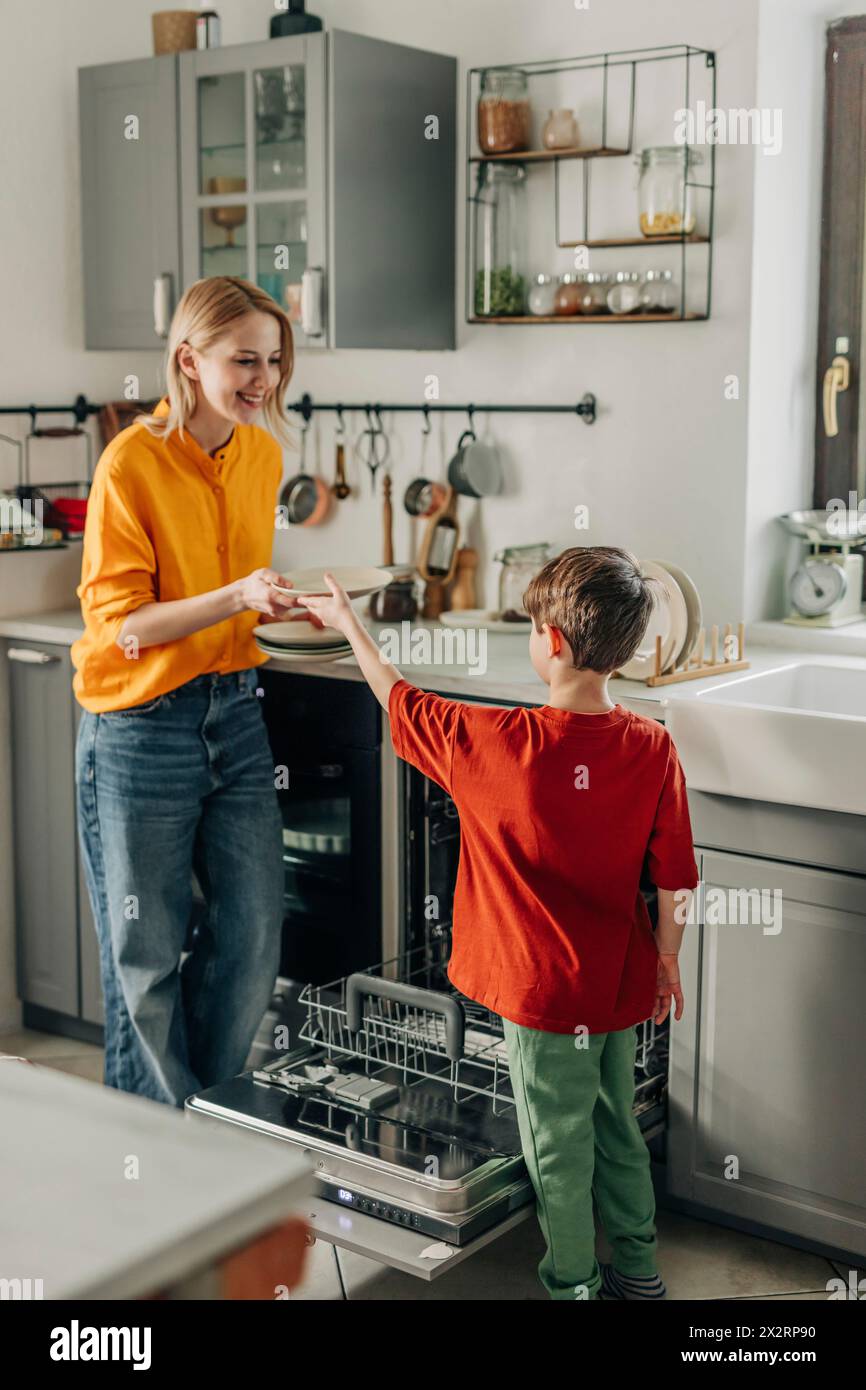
{"left": 502, "top": 1019, "right": 658, "bottom": 1300}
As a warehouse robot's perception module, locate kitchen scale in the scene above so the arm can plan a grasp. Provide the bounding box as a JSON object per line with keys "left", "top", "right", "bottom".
{"left": 778, "top": 510, "right": 865, "bottom": 627}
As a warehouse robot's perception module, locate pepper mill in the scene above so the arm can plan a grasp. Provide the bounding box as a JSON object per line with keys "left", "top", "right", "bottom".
{"left": 449, "top": 547, "right": 478, "bottom": 611}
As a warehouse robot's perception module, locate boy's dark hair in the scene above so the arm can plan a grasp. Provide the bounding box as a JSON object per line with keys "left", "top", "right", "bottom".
{"left": 523, "top": 546, "right": 659, "bottom": 673}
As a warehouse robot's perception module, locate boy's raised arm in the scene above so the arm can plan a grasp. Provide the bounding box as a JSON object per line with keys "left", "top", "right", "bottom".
{"left": 295, "top": 572, "right": 401, "bottom": 710}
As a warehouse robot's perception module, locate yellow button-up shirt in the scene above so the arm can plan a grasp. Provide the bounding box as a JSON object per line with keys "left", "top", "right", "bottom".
{"left": 71, "top": 398, "right": 283, "bottom": 712}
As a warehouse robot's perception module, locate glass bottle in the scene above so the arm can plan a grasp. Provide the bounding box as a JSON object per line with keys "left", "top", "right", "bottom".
{"left": 477, "top": 68, "right": 531, "bottom": 154}
{"left": 473, "top": 163, "right": 528, "bottom": 317}
{"left": 637, "top": 146, "right": 702, "bottom": 237}
{"left": 542, "top": 108, "right": 579, "bottom": 150}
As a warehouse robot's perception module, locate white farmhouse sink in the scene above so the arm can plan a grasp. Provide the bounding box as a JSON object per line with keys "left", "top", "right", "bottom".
{"left": 666, "top": 659, "right": 866, "bottom": 816}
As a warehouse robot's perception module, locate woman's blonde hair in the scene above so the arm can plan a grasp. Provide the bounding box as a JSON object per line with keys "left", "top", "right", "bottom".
{"left": 139, "top": 276, "right": 296, "bottom": 447}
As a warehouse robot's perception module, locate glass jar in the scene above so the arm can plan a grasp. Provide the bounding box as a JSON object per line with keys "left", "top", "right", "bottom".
{"left": 528, "top": 272, "right": 556, "bottom": 316}
{"left": 639, "top": 268, "right": 680, "bottom": 315}
{"left": 578, "top": 271, "right": 611, "bottom": 315}
{"left": 542, "top": 108, "right": 579, "bottom": 150}
{"left": 637, "top": 146, "right": 702, "bottom": 237}
{"left": 494, "top": 544, "right": 552, "bottom": 621}
{"left": 477, "top": 68, "right": 531, "bottom": 154}
{"left": 553, "top": 272, "right": 584, "bottom": 316}
{"left": 607, "top": 271, "right": 641, "bottom": 315}
{"left": 369, "top": 566, "right": 419, "bottom": 621}
{"left": 473, "top": 163, "right": 528, "bottom": 317}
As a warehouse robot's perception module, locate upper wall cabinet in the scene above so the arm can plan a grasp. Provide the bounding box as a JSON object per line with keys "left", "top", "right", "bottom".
{"left": 78, "top": 30, "right": 457, "bottom": 351}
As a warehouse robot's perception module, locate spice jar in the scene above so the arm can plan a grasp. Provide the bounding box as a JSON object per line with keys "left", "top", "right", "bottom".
{"left": 577, "top": 271, "right": 611, "bottom": 315}
{"left": 639, "top": 268, "right": 680, "bottom": 315}
{"left": 554, "top": 272, "right": 584, "bottom": 316}
{"left": 477, "top": 68, "right": 531, "bottom": 154}
{"left": 473, "top": 163, "right": 528, "bottom": 316}
{"left": 542, "top": 108, "right": 579, "bottom": 150}
{"left": 637, "top": 146, "right": 702, "bottom": 237}
{"left": 528, "top": 272, "right": 556, "bottom": 316}
{"left": 607, "top": 271, "right": 641, "bottom": 315}
{"left": 495, "top": 543, "right": 552, "bottom": 621}
{"left": 369, "top": 566, "right": 419, "bottom": 621}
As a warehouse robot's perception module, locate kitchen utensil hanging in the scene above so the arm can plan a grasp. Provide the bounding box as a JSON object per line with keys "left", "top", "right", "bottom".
{"left": 447, "top": 409, "right": 502, "bottom": 498}
{"left": 280, "top": 418, "right": 331, "bottom": 526}
{"left": 356, "top": 407, "right": 390, "bottom": 495}
{"left": 331, "top": 406, "right": 351, "bottom": 500}
{"left": 403, "top": 407, "right": 447, "bottom": 517}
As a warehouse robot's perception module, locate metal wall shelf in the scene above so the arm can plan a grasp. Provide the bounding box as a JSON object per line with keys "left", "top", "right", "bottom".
{"left": 466, "top": 43, "right": 717, "bottom": 325}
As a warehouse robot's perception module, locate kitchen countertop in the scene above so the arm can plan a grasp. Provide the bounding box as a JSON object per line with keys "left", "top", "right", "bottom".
{"left": 0, "top": 1059, "right": 311, "bottom": 1300}
{"left": 2, "top": 607, "right": 866, "bottom": 716}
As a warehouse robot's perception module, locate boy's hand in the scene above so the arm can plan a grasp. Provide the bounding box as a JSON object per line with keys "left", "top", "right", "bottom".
{"left": 294, "top": 572, "right": 354, "bottom": 634}
{"left": 653, "top": 951, "right": 683, "bottom": 1026}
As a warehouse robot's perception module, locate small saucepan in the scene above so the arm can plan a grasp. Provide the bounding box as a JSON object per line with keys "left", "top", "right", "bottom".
{"left": 403, "top": 477, "right": 448, "bottom": 518}
{"left": 279, "top": 422, "right": 332, "bottom": 526}
{"left": 447, "top": 429, "right": 502, "bottom": 499}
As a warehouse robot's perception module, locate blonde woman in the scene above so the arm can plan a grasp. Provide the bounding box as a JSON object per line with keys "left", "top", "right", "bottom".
{"left": 72, "top": 276, "right": 303, "bottom": 1107}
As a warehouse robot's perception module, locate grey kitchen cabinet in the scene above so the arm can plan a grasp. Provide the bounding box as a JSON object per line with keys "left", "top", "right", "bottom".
{"left": 79, "top": 30, "right": 456, "bottom": 351}
{"left": 79, "top": 56, "right": 182, "bottom": 350}
{"left": 5, "top": 641, "right": 103, "bottom": 1026}
{"left": 667, "top": 840, "right": 866, "bottom": 1260}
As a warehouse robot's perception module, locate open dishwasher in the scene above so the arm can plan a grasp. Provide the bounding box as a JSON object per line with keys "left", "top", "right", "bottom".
{"left": 185, "top": 924, "right": 669, "bottom": 1280}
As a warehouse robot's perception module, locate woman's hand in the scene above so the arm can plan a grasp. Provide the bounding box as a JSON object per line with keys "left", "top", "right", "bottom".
{"left": 652, "top": 951, "right": 684, "bottom": 1026}
{"left": 235, "top": 569, "right": 320, "bottom": 623}
{"left": 294, "top": 572, "right": 354, "bottom": 634}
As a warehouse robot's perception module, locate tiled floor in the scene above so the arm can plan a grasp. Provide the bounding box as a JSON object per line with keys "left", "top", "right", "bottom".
{"left": 3, "top": 1026, "right": 861, "bottom": 1302}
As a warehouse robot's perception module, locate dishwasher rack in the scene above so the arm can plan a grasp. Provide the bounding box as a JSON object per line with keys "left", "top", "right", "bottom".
{"left": 298, "top": 937, "right": 666, "bottom": 1117}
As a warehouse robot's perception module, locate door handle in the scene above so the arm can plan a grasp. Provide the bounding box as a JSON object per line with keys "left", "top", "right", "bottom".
{"left": 7, "top": 648, "right": 60, "bottom": 664}
{"left": 300, "top": 268, "right": 324, "bottom": 337}
{"left": 822, "top": 353, "right": 850, "bottom": 437}
{"left": 153, "top": 273, "right": 174, "bottom": 339}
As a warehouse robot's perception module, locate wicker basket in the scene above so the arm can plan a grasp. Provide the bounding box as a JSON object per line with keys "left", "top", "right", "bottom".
{"left": 152, "top": 10, "right": 199, "bottom": 55}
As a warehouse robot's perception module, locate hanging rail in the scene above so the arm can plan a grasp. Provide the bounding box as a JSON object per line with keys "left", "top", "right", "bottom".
{"left": 0, "top": 391, "right": 598, "bottom": 426}
{"left": 289, "top": 392, "right": 597, "bottom": 425}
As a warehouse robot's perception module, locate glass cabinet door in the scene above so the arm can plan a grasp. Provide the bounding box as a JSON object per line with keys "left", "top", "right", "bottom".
{"left": 180, "top": 36, "right": 326, "bottom": 345}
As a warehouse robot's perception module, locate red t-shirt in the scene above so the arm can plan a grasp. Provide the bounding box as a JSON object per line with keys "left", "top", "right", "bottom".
{"left": 388, "top": 681, "right": 699, "bottom": 1035}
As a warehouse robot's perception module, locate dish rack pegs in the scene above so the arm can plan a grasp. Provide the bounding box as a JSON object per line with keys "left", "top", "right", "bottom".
{"left": 643, "top": 620, "right": 750, "bottom": 687}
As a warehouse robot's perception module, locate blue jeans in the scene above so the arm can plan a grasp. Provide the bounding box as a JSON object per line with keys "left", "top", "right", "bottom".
{"left": 75, "top": 668, "right": 284, "bottom": 1107}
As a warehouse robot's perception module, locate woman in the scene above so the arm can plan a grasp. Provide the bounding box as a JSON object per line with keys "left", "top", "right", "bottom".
{"left": 72, "top": 275, "right": 303, "bottom": 1107}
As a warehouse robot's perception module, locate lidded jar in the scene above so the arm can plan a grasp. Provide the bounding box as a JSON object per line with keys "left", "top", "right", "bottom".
{"left": 528, "top": 273, "right": 556, "bottom": 316}
{"left": 494, "top": 543, "right": 552, "bottom": 621}
{"left": 578, "top": 271, "right": 611, "bottom": 314}
{"left": 473, "top": 163, "right": 528, "bottom": 317}
{"left": 637, "top": 145, "right": 702, "bottom": 237}
{"left": 607, "top": 271, "right": 641, "bottom": 315}
{"left": 553, "top": 272, "right": 584, "bottom": 316}
{"left": 477, "top": 67, "right": 531, "bottom": 154}
{"left": 639, "top": 268, "right": 680, "bottom": 314}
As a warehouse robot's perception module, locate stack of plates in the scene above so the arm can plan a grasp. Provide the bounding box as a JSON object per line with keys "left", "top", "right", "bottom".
{"left": 253, "top": 620, "right": 352, "bottom": 664}
{"left": 617, "top": 560, "right": 702, "bottom": 681}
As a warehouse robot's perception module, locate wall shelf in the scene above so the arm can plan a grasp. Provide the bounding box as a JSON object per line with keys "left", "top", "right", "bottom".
{"left": 465, "top": 43, "right": 717, "bottom": 325}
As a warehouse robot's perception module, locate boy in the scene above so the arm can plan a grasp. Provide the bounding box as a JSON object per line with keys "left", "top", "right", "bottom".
{"left": 297, "top": 546, "right": 697, "bottom": 1302}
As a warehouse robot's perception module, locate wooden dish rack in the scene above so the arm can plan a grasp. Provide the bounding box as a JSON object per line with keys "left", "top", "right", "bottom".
{"left": 615, "top": 621, "right": 750, "bottom": 687}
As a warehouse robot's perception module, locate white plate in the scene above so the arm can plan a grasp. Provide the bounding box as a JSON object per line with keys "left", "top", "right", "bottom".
{"left": 270, "top": 566, "right": 393, "bottom": 599}
{"left": 256, "top": 641, "right": 352, "bottom": 664}
{"left": 653, "top": 560, "right": 702, "bottom": 667}
{"left": 440, "top": 608, "right": 531, "bottom": 635}
{"left": 617, "top": 561, "right": 688, "bottom": 681}
{"left": 253, "top": 620, "right": 346, "bottom": 648}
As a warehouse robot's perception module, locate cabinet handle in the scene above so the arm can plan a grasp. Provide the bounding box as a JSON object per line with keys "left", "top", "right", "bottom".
{"left": 301, "top": 268, "right": 324, "bottom": 337}
{"left": 153, "top": 273, "right": 174, "bottom": 339}
{"left": 7, "top": 648, "right": 60, "bottom": 664}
